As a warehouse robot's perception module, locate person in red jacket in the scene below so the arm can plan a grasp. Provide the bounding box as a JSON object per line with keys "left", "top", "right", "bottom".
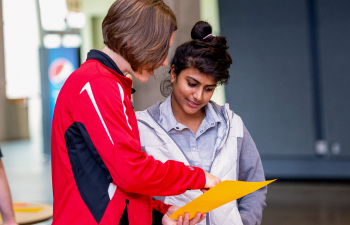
{"left": 51, "top": 1, "right": 221, "bottom": 225}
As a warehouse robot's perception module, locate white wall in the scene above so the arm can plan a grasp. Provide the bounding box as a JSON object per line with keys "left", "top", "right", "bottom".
{"left": 2, "top": 0, "right": 40, "bottom": 99}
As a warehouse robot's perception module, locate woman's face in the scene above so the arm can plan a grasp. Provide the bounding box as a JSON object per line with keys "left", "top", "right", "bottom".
{"left": 131, "top": 32, "right": 175, "bottom": 82}
{"left": 171, "top": 67, "right": 217, "bottom": 115}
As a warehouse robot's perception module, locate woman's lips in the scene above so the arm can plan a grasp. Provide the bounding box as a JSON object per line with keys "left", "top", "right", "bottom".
{"left": 186, "top": 99, "right": 200, "bottom": 108}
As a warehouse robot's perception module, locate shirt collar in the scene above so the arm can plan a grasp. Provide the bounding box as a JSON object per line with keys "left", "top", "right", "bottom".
{"left": 158, "top": 94, "right": 221, "bottom": 132}
{"left": 159, "top": 94, "right": 178, "bottom": 132}
{"left": 205, "top": 102, "right": 221, "bottom": 127}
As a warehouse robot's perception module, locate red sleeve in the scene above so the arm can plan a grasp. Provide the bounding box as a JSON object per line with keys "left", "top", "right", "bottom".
{"left": 153, "top": 200, "right": 171, "bottom": 214}
{"left": 72, "top": 77, "right": 206, "bottom": 196}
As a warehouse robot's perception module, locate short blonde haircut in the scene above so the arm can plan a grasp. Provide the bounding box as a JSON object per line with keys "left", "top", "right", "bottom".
{"left": 102, "top": 0, "right": 177, "bottom": 72}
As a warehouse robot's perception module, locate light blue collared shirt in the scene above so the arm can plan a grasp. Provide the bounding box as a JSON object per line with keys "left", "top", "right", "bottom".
{"left": 158, "top": 94, "right": 226, "bottom": 172}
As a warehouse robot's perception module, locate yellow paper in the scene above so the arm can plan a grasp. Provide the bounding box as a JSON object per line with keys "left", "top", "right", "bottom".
{"left": 170, "top": 179, "right": 276, "bottom": 220}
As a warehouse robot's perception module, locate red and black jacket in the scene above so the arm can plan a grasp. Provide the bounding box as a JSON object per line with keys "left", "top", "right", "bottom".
{"left": 51, "top": 51, "right": 205, "bottom": 225}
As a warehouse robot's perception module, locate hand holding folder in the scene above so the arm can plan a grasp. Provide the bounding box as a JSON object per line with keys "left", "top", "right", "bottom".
{"left": 170, "top": 179, "right": 276, "bottom": 220}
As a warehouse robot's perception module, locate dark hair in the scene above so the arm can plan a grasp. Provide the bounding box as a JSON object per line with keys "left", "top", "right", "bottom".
{"left": 161, "top": 21, "right": 232, "bottom": 97}
{"left": 102, "top": 0, "right": 177, "bottom": 73}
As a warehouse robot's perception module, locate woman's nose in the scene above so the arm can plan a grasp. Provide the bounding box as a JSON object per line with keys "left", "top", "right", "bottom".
{"left": 193, "top": 89, "right": 203, "bottom": 101}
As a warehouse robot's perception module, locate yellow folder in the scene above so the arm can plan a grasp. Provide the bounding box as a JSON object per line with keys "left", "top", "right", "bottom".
{"left": 170, "top": 179, "right": 276, "bottom": 220}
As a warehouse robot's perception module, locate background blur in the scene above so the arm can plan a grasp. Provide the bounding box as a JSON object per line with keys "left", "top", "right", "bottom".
{"left": 0, "top": 0, "right": 349, "bottom": 224}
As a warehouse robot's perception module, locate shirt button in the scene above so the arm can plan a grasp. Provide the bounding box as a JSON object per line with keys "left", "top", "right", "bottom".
{"left": 211, "top": 123, "right": 214, "bottom": 126}
{"left": 192, "top": 148, "right": 196, "bottom": 151}
{"left": 200, "top": 130, "right": 203, "bottom": 133}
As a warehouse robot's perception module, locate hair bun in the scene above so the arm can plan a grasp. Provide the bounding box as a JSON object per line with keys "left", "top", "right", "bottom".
{"left": 191, "top": 21, "right": 212, "bottom": 40}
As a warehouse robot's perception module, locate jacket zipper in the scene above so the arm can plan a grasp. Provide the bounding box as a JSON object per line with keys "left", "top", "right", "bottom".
{"left": 208, "top": 105, "right": 232, "bottom": 174}
{"left": 206, "top": 105, "right": 232, "bottom": 225}
{"left": 119, "top": 199, "right": 129, "bottom": 225}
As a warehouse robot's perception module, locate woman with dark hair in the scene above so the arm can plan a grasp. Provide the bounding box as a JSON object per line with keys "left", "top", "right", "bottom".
{"left": 51, "top": 1, "right": 220, "bottom": 224}
{"left": 137, "top": 21, "right": 267, "bottom": 225}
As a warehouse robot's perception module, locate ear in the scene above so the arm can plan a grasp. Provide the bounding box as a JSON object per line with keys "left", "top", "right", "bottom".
{"left": 170, "top": 65, "right": 176, "bottom": 83}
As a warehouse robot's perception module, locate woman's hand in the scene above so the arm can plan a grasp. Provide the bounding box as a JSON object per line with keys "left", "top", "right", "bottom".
{"left": 162, "top": 206, "right": 206, "bottom": 225}
{"left": 201, "top": 171, "right": 221, "bottom": 192}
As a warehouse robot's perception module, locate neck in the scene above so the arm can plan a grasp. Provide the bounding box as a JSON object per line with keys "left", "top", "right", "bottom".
{"left": 171, "top": 94, "right": 206, "bottom": 133}
{"left": 101, "top": 46, "right": 132, "bottom": 76}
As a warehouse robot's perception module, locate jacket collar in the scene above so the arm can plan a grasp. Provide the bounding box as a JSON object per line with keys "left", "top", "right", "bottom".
{"left": 87, "top": 49, "right": 135, "bottom": 94}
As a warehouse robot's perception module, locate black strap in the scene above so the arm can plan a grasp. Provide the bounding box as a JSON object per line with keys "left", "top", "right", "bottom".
{"left": 152, "top": 209, "right": 164, "bottom": 225}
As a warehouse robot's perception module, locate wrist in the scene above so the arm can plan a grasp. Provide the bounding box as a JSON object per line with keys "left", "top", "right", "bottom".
{"left": 166, "top": 205, "right": 179, "bottom": 217}
{"left": 163, "top": 204, "right": 172, "bottom": 215}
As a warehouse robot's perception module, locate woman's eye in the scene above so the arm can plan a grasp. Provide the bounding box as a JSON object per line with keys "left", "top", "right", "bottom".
{"left": 205, "top": 88, "right": 214, "bottom": 92}
{"left": 188, "top": 82, "right": 196, "bottom": 87}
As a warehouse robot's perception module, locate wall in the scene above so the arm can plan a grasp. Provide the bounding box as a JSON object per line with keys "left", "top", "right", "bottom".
{"left": 0, "top": 0, "right": 30, "bottom": 141}
{"left": 219, "top": 0, "right": 350, "bottom": 178}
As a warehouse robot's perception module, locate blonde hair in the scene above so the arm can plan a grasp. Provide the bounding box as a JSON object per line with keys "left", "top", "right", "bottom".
{"left": 102, "top": 0, "right": 177, "bottom": 72}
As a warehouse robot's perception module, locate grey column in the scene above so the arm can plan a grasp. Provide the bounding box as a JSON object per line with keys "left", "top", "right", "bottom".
{"left": 0, "top": 0, "right": 7, "bottom": 141}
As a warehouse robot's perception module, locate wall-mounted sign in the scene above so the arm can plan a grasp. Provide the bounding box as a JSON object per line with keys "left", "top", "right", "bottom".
{"left": 48, "top": 48, "right": 79, "bottom": 123}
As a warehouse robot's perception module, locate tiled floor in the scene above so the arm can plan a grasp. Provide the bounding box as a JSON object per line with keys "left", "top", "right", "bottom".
{"left": 262, "top": 181, "right": 350, "bottom": 225}
{"left": 1, "top": 138, "right": 52, "bottom": 225}
{"left": 1, "top": 138, "right": 350, "bottom": 225}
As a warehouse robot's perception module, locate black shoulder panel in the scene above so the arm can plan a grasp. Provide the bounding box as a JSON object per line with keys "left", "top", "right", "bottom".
{"left": 65, "top": 122, "right": 112, "bottom": 223}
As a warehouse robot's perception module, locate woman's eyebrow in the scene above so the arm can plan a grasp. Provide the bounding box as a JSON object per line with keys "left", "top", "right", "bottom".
{"left": 187, "top": 76, "right": 216, "bottom": 86}
{"left": 186, "top": 76, "right": 200, "bottom": 83}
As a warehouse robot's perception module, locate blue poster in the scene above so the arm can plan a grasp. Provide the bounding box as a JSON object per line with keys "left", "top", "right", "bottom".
{"left": 48, "top": 48, "right": 79, "bottom": 124}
